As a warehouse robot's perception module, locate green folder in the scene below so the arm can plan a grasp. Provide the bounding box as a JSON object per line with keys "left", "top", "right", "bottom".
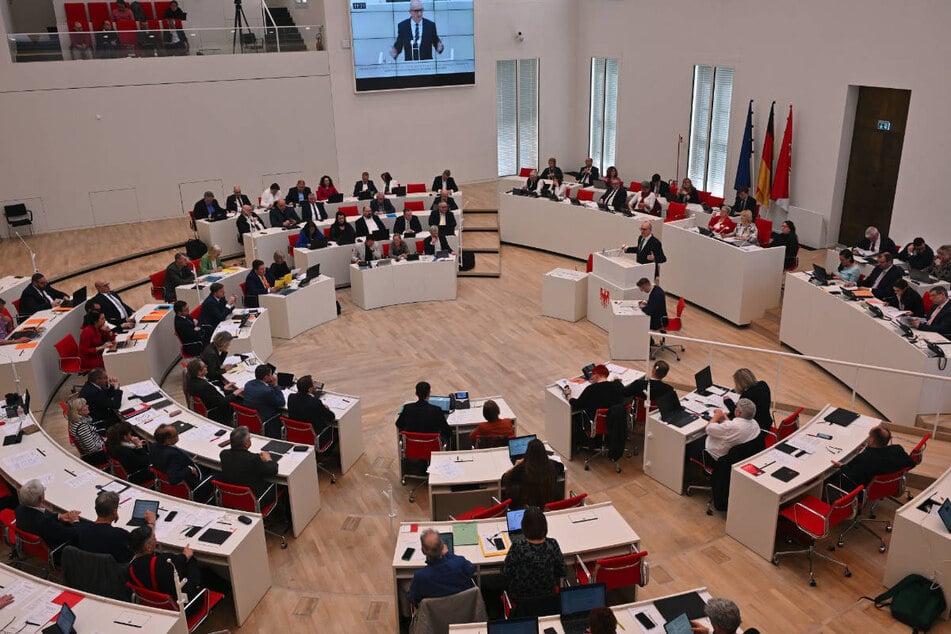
{"left": 452, "top": 522, "right": 478, "bottom": 546}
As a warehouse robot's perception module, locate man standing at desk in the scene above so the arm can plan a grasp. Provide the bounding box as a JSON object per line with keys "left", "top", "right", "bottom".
{"left": 242, "top": 364, "right": 286, "bottom": 438}
{"left": 624, "top": 222, "right": 666, "bottom": 277}
{"left": 856, "top": 251, "right": 903, "bottom": 303}
{"left": 636, "top": 277, "right": 668, "bottom": 331}
{"left": 220, "top": 425, "right": 278, "bottom": 506}
{"left": 407, "top": 529, "right": 475, "bottom": 607}
{"left": 908, "top": 286, "right": 951, "bottom": 335}
{"left": 831, "top": 425, "right": 915, "bottom": 489}
{"left": 396, "top": 381, "right": 451, "bottom": 443}
{"left": 78, "top": 368, "right": 123, "bottom": 431}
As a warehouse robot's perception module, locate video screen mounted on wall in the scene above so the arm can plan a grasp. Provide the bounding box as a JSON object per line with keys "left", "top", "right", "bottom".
{"left": 349, "top": 0, "right": 475, "bottom": 92}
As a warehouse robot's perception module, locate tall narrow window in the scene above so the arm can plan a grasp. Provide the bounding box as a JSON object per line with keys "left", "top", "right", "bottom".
{"left": 588, "top": 58, "right": 619, "bottom": 173}
{"left": 687, "top": 65, "right": 734, "bottom": 196}
{"left": 497, "top": 59, "right": 539, "bottom": 176}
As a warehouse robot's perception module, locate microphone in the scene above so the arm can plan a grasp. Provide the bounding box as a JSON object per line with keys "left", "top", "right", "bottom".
{"left": 15, "top": 231, "right": 39, "bottom": 273}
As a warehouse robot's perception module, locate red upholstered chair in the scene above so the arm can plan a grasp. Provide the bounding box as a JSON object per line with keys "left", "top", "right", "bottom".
{"left": 65, "top": 3, "right": 88, "bottom": 23}
{"left": 150, "top": 467, "right": 213, "bottom": 503}
{"left": 837, "top": 467, "right": 915, "bottom": 552}
{"left": 153, "top": 1, "right": 172, "bottom": 19}
{"left": 923, "top": 290, "right": 934, "bottom": 314}
{"left": 406, "top": 183, "right": 427, "bottom": 194}
{"left": 339, "top": 205, "right": 359, "bottom": 217}
{"left": 191, "top": 395, "right": 208, "bottom": 418}
{"left": 87, "top": 2, "right": 110, "bottom": 25}
{"left": 54, "top": 334, "right": 83, "bottom": 374}
{"left": 581, "top": 408, "right": 620, "bottom": 473}
{"left": 212, "top": 480, "right": 287, "bottom": 548}
{"left": 754, "top": 217, "right": 772, "bottom": 248}
{"left": 116, "top": 19, "right": 137, "bottom": 49}
{"left": 323, "top": 227, "right": 331, "bottom": 238}
{"left": 518, "top": 167, "right": 534, "bottom": 177}
{"left": 576, "top": 189, "right": 594, "bottom": 202}
{"left": 628, "top": 182, "right": 642, "bottom": 193}
{"left": 697, "top": 191, "right": 711, "bottom": 205}
{"left": 586, "top": 254, "right": 593, "bottom": 273}
{"left": 668, "top": 181, "right": 679, "bottom": 196}
{"left": 230, "top": 402, "right": 264, "bottom": 435}
{"left": 138, "top": 2, "right": 156, "bottom": 19}
{"left": 403, "top": 200, "right": 425, "bottom": 212}
{"left": 544, "top": 492, "right": 588, "bottom": 511}
{"left": 10, "top": 523, "right": 64, "bottom": 578}
{"left": 281, "top": 417, "right": 337, "bottom": 483}
{"left": 0, "top": 306, "right": 15, "bottom": 327}
{"left": 575, "top": 549, "right": 649, "bottom": 592}
{"left": 108, "top": 455, "right": 155, "bottom": 488}
{"left": 449, "top": 498, "right": 511, "bottom": 521}
{"left": 149, "top": 270, "right": 166, "bottom": 300}
{"left": 382, "top": 243, "right": 390, "bottom": 258}
{"left": 771, "top": 407, "right": 803, "bottom": 443}
{"left": 399, "top": 431, "right": 445, "bottom": 503}
{"left": 910, "top": 433, "right": 930, "bottom": 467}
{"left": 707, "top": 195, "right": 724, "bottom": 208}
{"left": 127, "top": 581, "right": 225, "bottom": 633}
{"left": 665, "top": 202, "right": 687, "bottom": 222}
{"left": 239, "top": 282, "right": 247, "bottom": 305}
{"left": 189, "top": 305, "right": 201, "bottom": 321}
{"left": 415, "top": 240, "right": 425, "bottom": 253}
{"left": 651, "top": 297, "right": 685, "bottom": 361}
{"left": 784, "top": 246, "right": 801, "bottom": 272}
{"left": 286, "top": 233, "right": 296, "bottom": 257}
{"left": 12, "top": 299, "right": 22, "bottom": 321}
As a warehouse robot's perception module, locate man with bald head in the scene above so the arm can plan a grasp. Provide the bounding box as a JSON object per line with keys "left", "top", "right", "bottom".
{"left": 429, "top": 189, "right": 458, "bottom": 212}
{"left": 391, "top": 0, "right": 444, "bottom": 61}
{"left": 92, "top": 280, "right": 135, "bottom": 329}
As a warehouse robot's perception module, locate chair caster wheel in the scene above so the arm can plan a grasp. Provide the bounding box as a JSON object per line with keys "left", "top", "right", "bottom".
{"left": 401, "top": 477, "right": 407, "bottom": 485}
{"left": 330, "top": 477, "right": 337, "bottom": 484}
{"left": 615, "top": 464, "right": 621, "bottom": 473}
{"left": 584, "top": 464, "right": 590, "bottom": 471}
{"left": 280, "top": 542, "right": 288, "bottom": 549}
{"left": 844, "top": 568, "right": 852, "bottom": 578}
{"left": 685, "top": 490, "right": 693, "bottom": 497}
{"left": 885, "top": 525, "right": 892, "bottom": 533}
{"left": 836, "top": 539, "right": 844, "bottom": 548}
{"left": 706, "top": 509, "right": 713, "bottom": 516}
{"left": 409, "top": 495, "right": 415, "bottom": 503}
{"left": 879, "top": 545, "right": 887, "bottom": 553}
{"left": 809, "top": 578, "right": 816, "bottom": 587}
{"left": 771, "top": 557, "right": 779, "bottom": 566}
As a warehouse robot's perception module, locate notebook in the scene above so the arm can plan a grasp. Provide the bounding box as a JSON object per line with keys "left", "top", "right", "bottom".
{"left": 771, "top": 466, "right": 800, "bottom": 482}
{"left": 198, "top": 528, "right": 233, "bottom": 545}
{"left": 825, "top": 408, "right": 860, "bottom": 427}
{"left": 653, "top": 591, "right": 708, "bottom": 622}
{"left": 262, "top": 440, "right": 293, "bottom": 454}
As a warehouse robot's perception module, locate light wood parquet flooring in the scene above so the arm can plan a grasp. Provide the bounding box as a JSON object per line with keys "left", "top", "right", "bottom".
{"left": 9, "top": 180, "right": 948, "bottom": 633}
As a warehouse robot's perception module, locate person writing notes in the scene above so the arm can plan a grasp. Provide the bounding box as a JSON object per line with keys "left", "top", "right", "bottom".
{"left": 708, "top": 205, "right": 736, "bottom": 235}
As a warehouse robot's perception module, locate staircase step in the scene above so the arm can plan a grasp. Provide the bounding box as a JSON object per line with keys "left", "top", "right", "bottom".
{"left": 463, "top": 227, "right": 499, "bottom": 233}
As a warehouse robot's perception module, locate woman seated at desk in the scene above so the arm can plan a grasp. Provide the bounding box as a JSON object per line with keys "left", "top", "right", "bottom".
{"left": 708, "top": 206, "right": 736, "bottom": 235}
{"left": 469, "top": 399, "right": 515, "bottom": 448}
{"left": 68, "top": 397, "right": 108, "bottom": 466}
{"left": 270, "top": 251, "right": 291, "bottom": 280}
{"left": 297, "top": 221, "right": 327, "bottom": 249}
{"left": 502, "top": 439, "right": 565, "bottom": 509}
{"left": 198, "top": 244, "right": 223, "bottom": 275}
{"left": 604, "top": 165, "right": 621, "bottom": 188}
{"left": 892, "top": 278, "right": 925, "bottom": 317}
{"left": 723, "top": 210, "right": 757, "bottom": 245}
{"left": 831, "top": 248, "right": 861, "bottom": 283}
{"left": 768, "top": 220, "right": 799, "bottom": 269}
{"left": 315, "top": 175, "right": 339, "bottom": 202}
{"left": 105, "top": 421, "right": 152, "bottom": 485}
{"left": 389, "top": 233, "right": 410, "bottom": 261}
{"left": 540, "top": 175, "right": 566, "bottom": 201}
{"left": 722, "top": 368, "right": 773, "bottom": 431}
{"left": 675, "top": 177, "right": 701, "bottom": 204}
{"left": 79, "top": 310, "right": 117, "bottom": 370}
{"left": 502, "top": 506, "right": 566, "bottom": 618}
{"left": 329, "top": 211, "right": 356, "bottom": 245}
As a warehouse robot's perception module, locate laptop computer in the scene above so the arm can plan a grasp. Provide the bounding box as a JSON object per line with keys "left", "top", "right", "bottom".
{"left": 506, "top": 508, "right": 526, "bottom": 541}
{"left": 42, "top": 603, "right": 76, "bottom": 634}
{"left": 327, "top": 193, "right": 344, "bottom": 203}
{"left": 357, "top": 190, "right": 374, "bottom": 200}
{"left": 127, "top": 499, "right": 160, "bottom": 526}
{"left": 277, "top": 372, "right": 295, "bottom": 388}
{"left": 487, "top": 617, "right": 539, "bottom": 634}
{"left": 371, "top": 228, "right": 389, "bottom": 241}
{"left": 909, "top": 268, "right": 937, "bottom": 284}
{"left": 559, "top": 583, "right": 607, "bottom": 634}
{"left": 811, "top": 263, "right": 830, "bottom": 285}
{"left": 697, "top": 226, "right": 714, "bottom": 237}
{"left": 694, "top": 366, "right": 715, "bottom": 396}
{"left": 71, "top": 286, "right": 87, "bottom": 306}
{"left": 508, "top": 434, "right": 537, "bottom": 463}
{"left": 938, "top": 499, "right": 951, "bottom": 533}
{"left": 429, "top": 396, "right": 452, "bottom": 413}
{"left": 391, "top": 186, "right": 407, "bottom": 197}
{"left": 570, "top": 197, "right": 583, "bottom": 206}
{"left": 656, "top": 391, "right": 698, "bottom": 428}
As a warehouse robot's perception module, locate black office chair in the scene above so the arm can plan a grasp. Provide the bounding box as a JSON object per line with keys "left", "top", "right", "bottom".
{"left": 4, "top": 203, "right": 34, "bottom": 235}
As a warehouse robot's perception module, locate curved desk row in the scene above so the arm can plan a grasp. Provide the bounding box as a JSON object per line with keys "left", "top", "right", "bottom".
{"left": 175, "top": 266, "right": 249, "bottom": 310}
{"left": 350, "top": 256, "right": 457, "bottom": 310}
{"left": 103, "top": 304, "right": 179, "bottom": 386}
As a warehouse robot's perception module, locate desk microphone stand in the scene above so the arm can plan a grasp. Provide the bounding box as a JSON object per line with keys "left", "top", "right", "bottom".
{"left": 15, "top": 231, "right": 39, "bottom": 273}
{"left": 365, "top": 472, "right": 397, "bottom": 537}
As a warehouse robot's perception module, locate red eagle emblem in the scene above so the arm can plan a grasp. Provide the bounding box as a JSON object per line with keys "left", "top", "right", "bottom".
{"left": 599, "top": 288, "right": 610, "bottom": 308}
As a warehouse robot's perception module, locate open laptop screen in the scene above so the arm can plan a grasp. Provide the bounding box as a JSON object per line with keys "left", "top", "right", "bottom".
{"left": 429, "top": 396, "right": 451, "bottom": 413}
{"left": 694, "top": 366, "right": 713, "bottom": 393}
{"left": 487, "top": 617, "right": 539, "bottom": 634}
{"left": 507, "top": 434, "right": 537, "bottom": 460}
{"left": 506, "top": 509, "right": 526, "bottom": 535}
{"left": 560, "top": 583, "right": 606, "bottom": 616}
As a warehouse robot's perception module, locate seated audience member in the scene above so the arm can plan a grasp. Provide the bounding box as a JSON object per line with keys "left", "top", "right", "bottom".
{"left": 285, "top": 179, "right": 311, "bottom": 208}
{"left": 136, "top": 20, "right": 160, "bottom": 52}
{"left": 468, "top": 399, "right": 515, "bottom": 447}
{"left": 242, "top": 364, "right": 286, "bottom": 438}
{"left": 539, "top": 157, "right": 563, "bottom": 181}
{"left": 649, "top": 173, "right": 670, "bottom": 198}
{"left": 676, "top": 177, "right": 701, "bottom": 204}
{"left": 78, "top": 368, "right": 122, "bottom": 430}
{"left": 428, "top": 201, "right": 457, "bottom": 234}
{"left": 355, "top": 206, "right": 387, "bottom": 238}
{"left": 389, "top": 233, "right": 410, "bottom": 261}
{"left": 302, "top": 192, "right": 328, "bottom": 223}
{"left": 269, "top": 199, "right": 301, "bottom": 229}
{"left": 173, "top": 300, "right": 203, "bottom": 356}
{"left": 708, "top": 205, "right": 736, "bottom": 235}
{"left": 855, "top": 225, "right": 898, "bottom": 255}
{"left": 163, "top": 0, "right": 187, "bottom": 20}
{"left": 198, "top": 245, "right": 223, "bottom": 275}
{"left": 831, "top": 248, "right": 862, "bottom": 283}
{"left": 329, "top": 211, "right": 357, "bottom": 244}
{"left": 524, "top": 170, "right": 541, "bottom": 193}
{"left": 502, "top": 506, "right": 567, "bottom": 617}
{"left": 691, "top": 598, "right": 756, "bottom": 634}
{"left": 96, "top": 20, "right": 122, "bottom": 58}
{"left": 431, "top": 169, "right": 458, "bottom": 193}
{"left": 187, "top": 358, "right": 242, "bottom": 425}
{"left": 193, "top": 191, "right": 226, "bottom": 221}
{"left": 502, "top": 439, "right": 565, "bottom": 509}
{"left": 603, "top": 165, "right": 620, "bottom": 184}
{"left": 0, "top": 299, "right": 29, "bottom": 345}
{"left": 244, "top": 260, "right": 275, "bottom": 309}
{"left": 769, "top": 220, "right": 799, "bottom": 269}
{"left": 857, "top": 251, "right": 903, "bottom": 303}
{"left": 70, "top": 22, "right": 93, "bottom": 59}
{"left": 588, "top": 607, "right": 619, "bottom": 634}
{"left": 236, "top": 204, "right": 265, "bottom": 245}
{"left": 92, "top": 280, "right": 135, "bottom": 329}
{"left": 623, "top": 359, "right": 675, "bottom": 402}
{"left": 297, "top": 221, "right": 326, "bottom": 249}
{"left": 79, "top": 310, "right": 117, "bottom": 370}
{"left": 898, "top": 237, "right": 934, "bottom": 271}
{"left": 407, "top": 529, "right": 476, "bottom": 607}
{"left": 731, "top": 187, "right": 757, "bottom": 216}
{"left": 429, "top": 189, "right": 459, "bottom": 212}
{"left": 541, "top": 175, "right": 566, "bottom": 201}
{"left": 628, "top": 181, "right": 659, "bottom": 214}
{"left": 380, "top": 172, "right": 396, "bottom": 194}
{"left": 394, "top": 207, "right": 423, "bottom": 236}
{"left": 891, "top": 278, "right": 924, "bottom": 317}
{"left": 199, "top": 283, "right": 236, "bottom": 333}
{"left": 220, "top": 426, "right": 278, "bottom": 505}
{"left": 423, "top": 225, "right": 452, "bottom": 255}
{"left": 163, "top": 16, "right": 188, "bottom": 53}
{"left": 623, "top": 222, "right": 667, "bottom": 277}
{"left": 370, "top": 191, "right": 396, "bottom": 215}
{"left": 722, "top": 368, "right": 773, "bottom": 431}
{"left": 163, "top": 253, "right": 195, "bottom": 302}
{"left": 128, "top": 525, "right": 207, "bottom": 607}
{"left": 77, "top": 490, "right": 150, "bottom": 563}
{"left": 67, "top": 397, "right": 108, "bottom": 465}
{"left": 18, "top": 273, "right": 70, "bottom": 317}
{"left": 564, "top": 364, "right": 624, "bottom": 423}
{"left": 725, "top": 210, "right": 758, "bottom": 245}
{"left": 703, "top": 398, "right": 761, "bottom": 462}
{"left": 16, "top": 479, "right": 80, "bottom": 552}
{"left": 831, "top": 425, "right": 915, "bottom": 490}
{"left": 149, "top": 424, "right": 210, "bottom": 495}
{"left": 225, "top": 185, "right": 251, "bottom": 213}
{"left": 287, "top": 375, "right": 335, "bottom": 437}
{"left": 353, "top": 172, "right": 378, "bottom": 197}
{"left": 353, "top": 237, "right": 379, "bottom": 263}
{"left": 315, "top": 175, "right": 339, "bottom": 201}
{"left": 576, "top": 158, "right": 600, "bottom": 187}
{"left": 908, "top": 286, "right": 951, "bottom": 335}
{"left": 105, "top": 422, "right": 152, "bottom": 485}
{"left": 636, "top": 277, "right": 668, "bottom": 330}
{"left": 395, "top": 381, "right": 451, "bottom": 443}
{"left": 261, "top": 183, "right": 282, "bottom": 208}
{"left": 597, "top": 177, "right": 627, "bottom": 211}
{"left": 201, "top": 331, "right": 236, "bottom": 383}
{"left": 925, "top": 244, "right": 951, "bottom": 282}
{"left": 270, "top": 251, "right": 291, "bottom": 280}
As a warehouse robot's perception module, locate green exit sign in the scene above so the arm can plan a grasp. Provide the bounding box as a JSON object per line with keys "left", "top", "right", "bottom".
{"left": 877, "top": 120, "right": 892, "bottom": 131}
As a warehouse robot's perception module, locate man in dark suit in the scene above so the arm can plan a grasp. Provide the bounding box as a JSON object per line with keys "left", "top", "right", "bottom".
{"left": 428, "top": 201, "right": 457, "bottom": 234}
{"left": 855, "top": 226, "right": 899, "bottom": 255}
{"left": 128, "top": 525, "right": 205, "bottom": 602}
{"left": 524, "top": 170, "right": 541, "bottom": 193}
{"left": 832, "top": 426, "right": 915, "bottom": 490}
{"left": 354, "top": 238, "right": 379, "bottom": 263}
{"left": 285, "top": 180, "right": 312, "bottom": 208}
{"left": 732, "top": 187, "right": 757, "bottom": 216}
{"left": 269, "top": 199, "right": 301, "bottom": 229}
{"left": 193, "top": 191, "right": 227, "bottom": 221}
{"left": 287, "top": 375, "right": 335, "bottom": 436}
{"left": 236, "top": 204, "right": 265, "bottom": 245}
{"left": 539, "top": 157, "right": 563, "bottom": 181}
{"left": 220, "top": 425, "right": 279, "bottom": 501}
{"left": 390, "top": 0, "right": 443, "bottom": 61}
{"left": 858, "top": 251, "right": 904, "bottom": 302}
{"left": 163, "top": 253, "right": 195, "bottom": 302}
{"left": 353, "top": 172, "right": 378, "bottom": 197}
{"left": 92, "top": 280, "right": 135, "bottom": 328}
{"left": 563, "top": 364, "right": 625, "bottom": 423}
{"left": 624, "top": 221, "right": 667, "bottom": 277}
{"left": 225, "top": 186, "right": 251, "bottom": 213}
{"left": 301, "top": 192, "right": 328, "bottom": 223}
{"left": 370, "top": 192, "right": 396, "bottom": 215}
{"left": 355, "top": 206, "right": 387, "bottom": 238}
{"left": 598, "top": 178, "right": 627, "bottom": 211}
{"left": 910, "top": 286, "right": 951, "bottom": 336}
{"left": 637, "top": 277, "right": 668, "bottom": 330}
{"left": 149, "top": 424, "right": 213, "bottom": 499}
{"left": 576, "top": 158, "right": 600, "bottom": 187}
{"left": 396, "top": 381, "right": 451, "bottom": 443}
{"left": 186, "top": 359, "right": 242, "bottom": 426}
{"left": 897, "top": 237, "right": 935, "bottom": 271}
{"left": 649, "top": 174, "right": 671, "bottom": 198}
{"left": 622, "top": 360, "right": 676, "bottom": 402}
{"left": 16, "top": 479, "right": 80, "bottom": 553}
{"left": 173, "top": 300, "right": 203, "bottom": 357}
{"left": 431, "top": 169, "right": 458, "bottom": 193}
{"left": 423, "top": 226, "right": 452, "bottom": 255}
{"left": 429, "top": 189, "right": 459, "bottom": 212}
{"left": 394, "top": 208, "right": 423, "bottom": 235}
{"left": 244, "top": 260, "right": 275, "bottom": 309}
{"left": 199, "top": 282, "right": 236, "bottom": 334}
{"left": 78, "top": 368, "right": 123, "bottom": 431}
{"left": 241, "top": 364, "right": 285, "bottom": 438}
{"left": 18, "top": 273, "right": 70, "bottom": 317}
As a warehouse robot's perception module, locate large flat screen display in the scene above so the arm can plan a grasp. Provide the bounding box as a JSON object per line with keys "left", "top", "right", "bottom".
{"left": 350, "top": 0, "right": 475, "bottom": 92}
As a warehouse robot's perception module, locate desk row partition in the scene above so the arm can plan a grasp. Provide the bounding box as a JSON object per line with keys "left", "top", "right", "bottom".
{"left": 0, "top": 275, "right": 30, "bottom": 322}
{"left": 586, "top": 250, "right": 653, "bottom": 332}
{"left": 210, "top": 307, "right": 273, "bottom": 362}
{"left": 175, "top": 265, "right": 249, "bottom": 311}
{"left": 0, "top": 414, "right": 270, "bottom": 625}
{"left": 350, "top": 256, "right": 457, "bottom": 310}
{"left": 257, "top": 274, "right": 337, "bottom": 338}
{"left": 103, "top": 304, "right": 179, "bottom": 386}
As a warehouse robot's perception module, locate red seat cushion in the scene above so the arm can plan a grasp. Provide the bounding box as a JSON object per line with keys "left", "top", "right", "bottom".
{"left": 779, "top": 495, "right": 830, "bottom": 538}
{"left": 577, "top": 189, "right": 594, "bottom": 202}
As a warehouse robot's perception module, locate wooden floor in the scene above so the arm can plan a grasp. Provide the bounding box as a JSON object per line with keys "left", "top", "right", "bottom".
{"left": 5, "top": 181, "right": 948, "bottom": 633}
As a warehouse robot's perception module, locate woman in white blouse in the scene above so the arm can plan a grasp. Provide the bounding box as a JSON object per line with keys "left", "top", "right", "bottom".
{"left": 725, "top": 209, "right": 758, "bottom": 244}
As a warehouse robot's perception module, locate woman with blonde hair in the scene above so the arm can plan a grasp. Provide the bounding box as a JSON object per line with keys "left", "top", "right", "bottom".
{"left": 67, "top": 398, "right": 108, "bottom": 465}
{"left": 198, "top": 245, "right": 223, "bottom": 275}
{"left": 726, "top": 210, "right": 758, "bottom": 245}
{"left": 723, "top": 368, "right": 773, "bottom": 430}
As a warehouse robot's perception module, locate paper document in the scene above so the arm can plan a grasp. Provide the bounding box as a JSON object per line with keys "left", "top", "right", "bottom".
{"left": 321, "top": 394, "right": 355, "bottom": 410}
{"left": 126, "top": 380, "right": 161, "bottom": 398}
{"left": 549, "top": 268, "right": 586, "bottom": 280}
{"left": 762, "top": 448, "right": 800, "bottom": 469}
{"left": 785, "top": 434, "right": 819, "bottom": 454}
{"left": 479, "top": 532, "right": 510, "bottom": 557}
{"left": 114, "top": 611, "right": 152, "bottom": 628}
{"left": 569, "top": 510, "right": 597, "bottom": 523}
{"left": 427, "top": 460, "right": 463, "bottom": 478}
{"left": 605, "top": 363, "right": 630, "bottom": 376}
{"left": 1, "top": 449, "right": 43, "bottom": 472}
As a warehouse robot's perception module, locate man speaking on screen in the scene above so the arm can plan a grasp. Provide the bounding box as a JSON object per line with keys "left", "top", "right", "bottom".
{"left": 390, "top": 0, "right": 443, "bottom": 61}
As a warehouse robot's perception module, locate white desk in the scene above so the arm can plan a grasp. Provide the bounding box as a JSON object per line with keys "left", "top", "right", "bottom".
{"left": 884, "top": 465, "right": 951, "bottom": 618}
{"left": 780, "top": 272, "right": 951, "bottom": 423}
{"left": 725, "top": 405, "right": 878, "bottom": 560}
{"left": 661, "top": 219, "right": 785, "bottom": 326}
{"left": 608, "top": 301, "right": 650, "bottom": 361}
{"left": 823, "top": 249, "right": 943, "bottom": 295}
{"left": 544, "top": 363, "right": 644, "bottom": 460}
{"left": 175, "top": 266, "right": 249, "bottom": 311}
{"left": 196, "top": 215, "right": 242, "bottom": 258}
{"left": 243, "top": 226, "right": 299, "bottom": 269}
{"left": 0, "top": 415, "right": 270, "bottom": 625}
{"left": 121, "top": 378, "right": 320, "bottom": 537}
{"left": 0, "top": 306, "right": 85, "bottom": 413}
{"left": 586, "top": 251, "right": 653, "bottom": 331}
{"left": 542, "top": 268, "right": 588, "bottom": 322}
{"left": 103, "top": 304, "right": 178, "bottom": 385}
{"left": 350, "top": 256, "right": 457, "bottom": 310}
{"left": 211, "top": 308, "right": 273, "bottom": 362}
{"left": 258, "top": 275, "right": 337, "bottom": 339}
{"left": 292, "top": 242, "right": 356, "bottom": 288}
{"left": 0, "top": 275, "right": 30, "bottom": 322}
{"left": 0, "top": 562, "right": 187, "bottom": 633}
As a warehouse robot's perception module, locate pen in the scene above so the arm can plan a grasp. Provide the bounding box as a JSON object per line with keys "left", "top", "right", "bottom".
{"left": 113, "top": 621, "right": 142, "bottom": 628}
{"left": 760, "top": 460, "right": 775, "bottom": 469}
{"left": 120, "top": 497, "right": 131, "bottom": 505}
{"left": 36, "top": 448, "right": 45, "bottom": 457}
{"left": 64, "top": 468, "right": 77, "bottom": 477}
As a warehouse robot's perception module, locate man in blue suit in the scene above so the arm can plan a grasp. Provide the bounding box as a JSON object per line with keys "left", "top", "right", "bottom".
{"left": 390, "top": 0, "right": 443, "bottom": 61}
{"left": 242, "top": 364, "right": 286, "bottom": 438}
{"left": 244, "top": 260, "right": 274, "bottom": 309}
{"left": 637, "top": 277, "right": 668, "bottom": 330}
{"left": 199, "top": 282, "right": 236, "bottom": 336}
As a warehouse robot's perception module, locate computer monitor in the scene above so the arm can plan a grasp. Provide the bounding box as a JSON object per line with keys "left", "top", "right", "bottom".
{"left": 487, "top": 617, "right": 539, "bottom": 634}
{"left": 655, "top": 391, "right": 682, "bottom": 419}
{"left": 811, "top": 263, "right": 829, "bottom": 284}
{"left": 694, "top": 366, "right": 713, "bottom": 394}
{"left": 559, "top": 583, "right": 606, "bottom": 617}
{"left": 507, "top": 434, "right": 537, "bottom": 461}
{"left": 429, "top": 396, "right": 451, "bottom": 413}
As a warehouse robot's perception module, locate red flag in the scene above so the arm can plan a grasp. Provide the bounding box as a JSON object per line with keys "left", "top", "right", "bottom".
{"left": 771, "top": 105, "right": 793, "bottom": 209}
{"left": 754, "top": 102, "right": 775, "bottom": 209}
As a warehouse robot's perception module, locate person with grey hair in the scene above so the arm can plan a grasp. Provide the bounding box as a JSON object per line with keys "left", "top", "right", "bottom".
{"left": 628, "top": 181, "right": 658, "bottom": 214}
{"left": 423, "top": 225, "right": 453, "bottom": 256}
{"left": 704, "top": 398, "right": 761, "bottom": 462}
{"left": 193, "top": 191, "right": 226, "bottom": 222}
{"left": 406, "top": 528, "right": 475, "bottom": 606}
{"left": 691, "top": 597, "right": 757, "bottom": 634}
{"left": 198, "top": 244, "right": 223, "bottom": 276}
{"left": 909, "top": 286, "right": 951, "bottom": 336}
{"left": 428, "top": 198, "right": 457, "bottom": 233}
{"left": 200, "top": 330, "right": 236, "bottom": 383}
{"left": 219, "top": 425, "right": 278, "bottom": 504}
{"left": 855, "top": 225, "right": 897, "bottom": 255}
{"left": 163, "top": 252, "right": 195, "bottom": 302}
{"left": 76, "top": 490, "right": 154, "bottom": 563}
{"left": 15, "top": 479, "right": 81, "bottom": 553}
